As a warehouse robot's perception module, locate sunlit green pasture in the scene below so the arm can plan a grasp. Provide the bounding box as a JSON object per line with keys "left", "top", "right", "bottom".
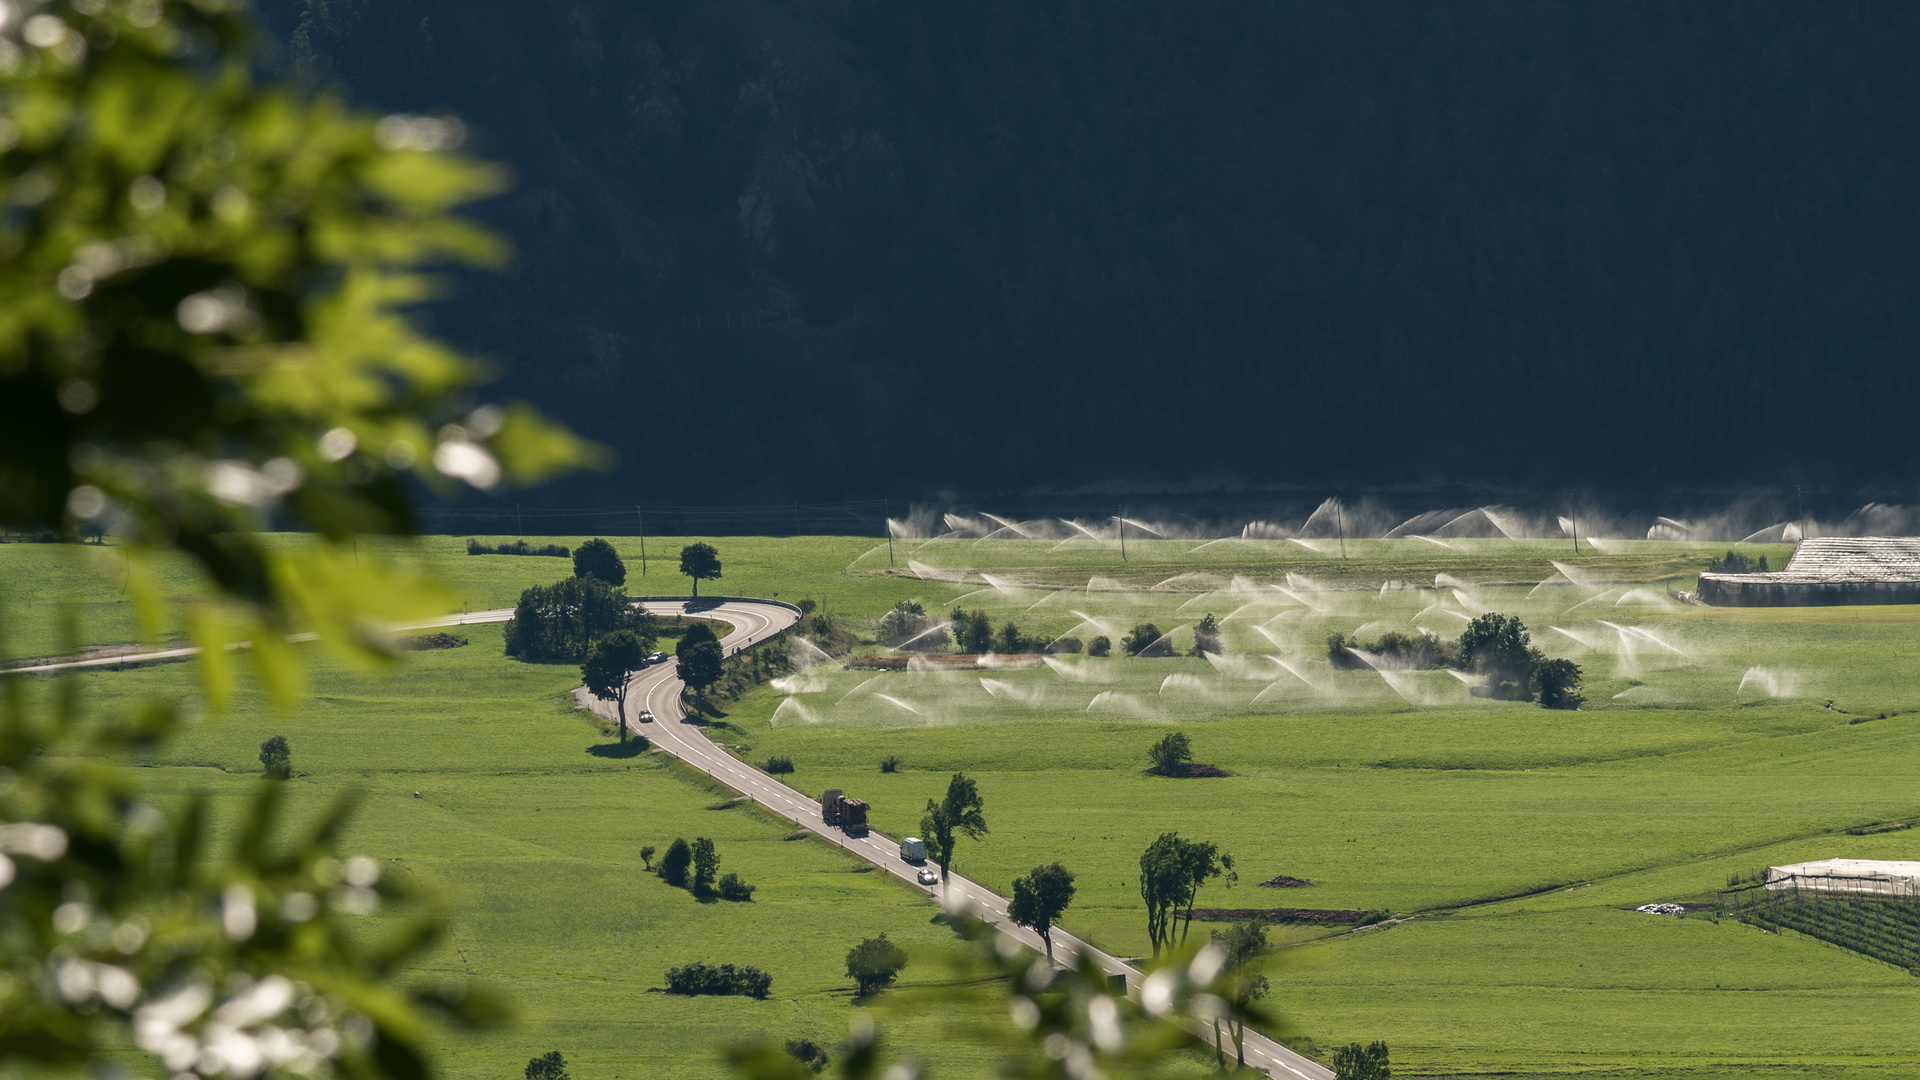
{"left": 9, "top": 534, "right": 1920, "bottom": 1078}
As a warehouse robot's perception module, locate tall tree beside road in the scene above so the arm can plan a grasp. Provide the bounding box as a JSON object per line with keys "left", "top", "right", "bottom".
{"left": 679, "top": 543, "right": 723, "bottom": 598}
{"left": 572, "top": 537, "right": 626, "bottom": 585}
{"left": 1213, "top": 921, "right": 1272, "bottom": 1068}
{"left": 677, "top": 639, "right": 726, "bottom": 698}
{"left": 582, "top": 630, "right": 646, "bottom": 738}
{"left": 1008, "top": 863, "right": 1077, "bottom": 960}
{"left": 920, "top": 773, "right": 989, "bottom": 882}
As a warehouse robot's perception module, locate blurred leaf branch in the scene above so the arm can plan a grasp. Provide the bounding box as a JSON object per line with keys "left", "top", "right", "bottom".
{"left": 0, "top": 0, "right": 590, "bottom": 1074}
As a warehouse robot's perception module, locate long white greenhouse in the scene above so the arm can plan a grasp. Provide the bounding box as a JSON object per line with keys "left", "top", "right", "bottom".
{"left": 1765, "top": 859, "right": 1920, "bottom": 897}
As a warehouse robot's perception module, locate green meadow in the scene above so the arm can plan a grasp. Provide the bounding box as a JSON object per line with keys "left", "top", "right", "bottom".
{"left": 9, "top": 533, "right": 1920, "bottom": 1078}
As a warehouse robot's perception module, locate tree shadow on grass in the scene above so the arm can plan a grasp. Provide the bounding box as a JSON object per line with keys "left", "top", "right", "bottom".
{"left": 587, "top": 739, "right": 650, "bottom": 759}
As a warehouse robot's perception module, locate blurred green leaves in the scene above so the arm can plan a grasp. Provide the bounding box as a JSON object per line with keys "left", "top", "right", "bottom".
{"left": 0, "top": 0, "right": 581, "bottom": 1075}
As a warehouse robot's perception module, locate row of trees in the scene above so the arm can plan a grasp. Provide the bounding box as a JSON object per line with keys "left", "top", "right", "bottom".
{"left": 1327, "top": 613, "right": 1585, "bottom": 709}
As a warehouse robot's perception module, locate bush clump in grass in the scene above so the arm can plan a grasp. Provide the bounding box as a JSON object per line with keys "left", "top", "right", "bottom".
{"left": 1087, "top": 635, "right": 1111, "bottom": 657}
{"left": 523, "top": 1050, "right": 569, "bottom": 1080}
{"left": 664, "top": 961, "right": 772, "bottom": 999}
{"left": 1327, "top": 629, "right": 1453, "bottom": 670}
{"left": 1121, "top": 623, "right": 1172, "bottom": 657}
{"left": 659, "top": 837, "right": 693, "bottom": 887}
{"left": 1333, "top": 1040, "right": 1390, "bottom": 1080}
{"left": 1047, "top": 636, "right": 1083, "bottom": 654}
{"left": 877, "top": 600, "right": 950, "bottom": 651}
{"left": 717, "top": 872, "right": 757, "bottom": 901}
{"left": 259, "top": 736, "right": 290, "bottom": 780}
{"left": 1707, "top": 550, "right": 1769, "bottom": 574}
{"left": 784, "top": 1038, "right": 829, "bottom": 1074}
{"left": 467, "top": 538, "right": 571, "bottom": 557}
{"left": 1189, "top": 614, "right": 1222, "bottom": 656}
{"left": 1535, "top": 658, "right": 1585, "bottom": 709}
{"left": 845, "top": 933, "right": 908, "bottom": 996}
{"left": 880, "top": 755, "right": 902, "bottom": 773}
{"left": 763, "top": 755, "right": 795, "bottom": 774}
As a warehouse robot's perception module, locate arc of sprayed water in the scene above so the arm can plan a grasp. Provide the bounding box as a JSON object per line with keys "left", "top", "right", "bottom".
{"left": 837, "top": 675, "right": 882, "bottom": 704}
{"left": 887, "top": 620, "right": 956, "bottom": 653}
{"left": 1598, "top": 620, "right": 1691, "bottom": 658}
{"left": 872, "top": 693, "right": 924, "bottom": 716}
{"left": 1561, "top": 589, "right": 1624, "bottom": 615}
{"left": 793, "top": 635, "right": 839, "bottom": 666}
{"left": 1337, "top": 647, "right": 1416, "bottom": 703}
{"left": 1051, "top": 518, "right": 1117, "bottom": 552}
{"left": 1408, "top": 535, "right": 1455, "bottom": 549}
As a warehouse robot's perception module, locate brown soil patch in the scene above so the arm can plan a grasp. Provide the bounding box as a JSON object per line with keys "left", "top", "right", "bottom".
{"left": 1258, "top": 875, "right": 1315, "bottom": 889}
{"left": 1146, "top": 762, "right": 1229, "bottom": 778}
{"left": 404, "top": 632, "right": 469, "bottom": 650}
{"left": 846, "top": 653, "right": 1047, "bottom": 671}
{"left": 1189, "top": 907, "right": 1385, "bottom": 925}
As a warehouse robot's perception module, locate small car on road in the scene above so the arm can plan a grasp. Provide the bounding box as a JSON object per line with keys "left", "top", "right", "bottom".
{"left": 648, "top": 652, "right": 668, "bottom": 664}
{"left": 638, "top": 710, "right": 655, "bottom": 723}
{"left": 916, "top": 867, "right": 939, "bottom": 886}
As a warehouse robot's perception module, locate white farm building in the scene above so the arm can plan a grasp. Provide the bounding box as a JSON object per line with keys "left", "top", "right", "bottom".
{"left": 1700, "top": 536, "right": 1920, "bottom": 606}
{"left": 1765, "top": 859, "right": 1920, "bottom": 897}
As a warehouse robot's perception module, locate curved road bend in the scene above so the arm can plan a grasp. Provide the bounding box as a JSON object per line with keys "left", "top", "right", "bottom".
{"left": 582, "top": 598, "right": 1333, "bottom": 1080}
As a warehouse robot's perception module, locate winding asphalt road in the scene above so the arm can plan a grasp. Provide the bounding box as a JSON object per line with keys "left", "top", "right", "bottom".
{"left": 9, "top": 595, "right": 1330, "bottom": 1078}
{"left": 578, "top": 598, "right": 1333, "bottom": 1080}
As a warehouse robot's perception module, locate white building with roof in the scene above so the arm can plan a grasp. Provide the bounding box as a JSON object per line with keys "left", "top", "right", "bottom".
{"left": 1766, "top": 858, "right": 1920, "bottom": 897}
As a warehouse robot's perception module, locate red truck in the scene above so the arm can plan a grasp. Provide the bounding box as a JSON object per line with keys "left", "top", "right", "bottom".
{"left": 820, "top": 789, "right": 870, "bottom": 835}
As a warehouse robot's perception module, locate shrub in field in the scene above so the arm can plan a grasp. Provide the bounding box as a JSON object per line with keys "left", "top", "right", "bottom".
{"left": 1088, "top": 635, "right": 1112, "bottom": 657}
{"left": 1189, "top": 614, "right": 1222, "bottom": 656}
{"left": 785, "top": 1038, "right": 829, "bottom": 1073}
{"left": 949, "top": 609, "right": 996, "bottom": 653}
{"left": 1707, "top": 550, "right": 1768, "bottom": 574}
{"left": 1333, "top": 1041, "right": 1391, "bottom": 1080}
{"left": 659, "top": 838, "right": 693, "bottom": 886}
{"left": 845, "top": 933, "right": 908, "bottom": 995}
{"left": 640, "top": 845, "right": 657, "bottom": 871}
{"left": 1459, "top": 613, "right": 1540, "bottom": 700}
{"left": 1535, "top": 658, "right": 1585, "bottom": 709}
{"left": 878, "top": 601, "right": 949, "bottom": 650}
{"left": 717, "top": 873, "right": 757, "bottom": 901}
{"left": 1122, "top": 623, "right": 1171, "bottom": 656}
{"left": 1329, "top": 629, "right": 1453, "bottom": 669}
{"left": 259, "top": 736, "right": 291, "bottom": 780}
{"left": 665, "top": 962, "right": 772, "bottom": 998}
{"left": 880, "top": 755, "right": 902, "bottom": 773}
{"left": 524, "top": 1051, "right": 569, "bottom": 1080}
{"left": 1048, "top": 637, "right": 1084, "bottom": 654}
{"left": 763, "top": 756, "right": 795, "bottom": 774}
{"left": 468, "top": 539, "right": 571, "bottom": 557}
{"left": 1148, "top": 732, "right": 1193, "bottom": 773}
{"left": 692, "top": 837, "right": 720, "bottom": 894}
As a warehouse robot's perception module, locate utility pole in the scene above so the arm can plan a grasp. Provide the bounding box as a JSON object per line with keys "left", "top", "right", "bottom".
{"left": 516, "top": 503, "right": 522, "bottom": 537}
{"left": 1117, "top": 510, "right": 1127, "bottom": 562}
{"left": 1335, "top": 499, "right": 1346, "bottom": 559}
{"left": 638, "top": 508, "right": 646, "bottom": 576}
{"left": 885, "top": 499, "right": 894, "bottom": 567}
{"left": 1570, "top": 497, "right": 1579, "bottom": 555}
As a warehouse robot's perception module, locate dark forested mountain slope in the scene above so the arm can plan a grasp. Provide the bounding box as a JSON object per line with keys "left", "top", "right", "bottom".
{"left": 260, "top": 1, "right": 1920, "bottom": 502}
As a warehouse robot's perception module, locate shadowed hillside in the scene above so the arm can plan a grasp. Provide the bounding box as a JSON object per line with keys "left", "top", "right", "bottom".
{"left": 262, "top": 0, "right": 1920, "bottom": 502}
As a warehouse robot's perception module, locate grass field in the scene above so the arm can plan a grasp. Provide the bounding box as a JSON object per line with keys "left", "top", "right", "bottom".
{"left": 9, "top": 533, "right": 1920, "bottom": 1078}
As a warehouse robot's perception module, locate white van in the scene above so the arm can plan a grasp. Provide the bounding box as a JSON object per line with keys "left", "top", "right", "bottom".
{"left": 899, "top": 837, "right": 927, "bottom": 862}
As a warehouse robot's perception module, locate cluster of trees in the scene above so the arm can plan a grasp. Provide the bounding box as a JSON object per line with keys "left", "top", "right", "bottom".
{"left": 664, "top": 961, "right": 772, "bottom": 999}
{"left": 1328, "top": 629, "right": 1455, "bottom": 670}
{"left": 1334, "top": 1041, "right": 1393, "bottom": 1080}
{"left": 675, "top": 622, "right": 726, "bottom": 700}
{"left": 1459, "top": 614, "right": 1584, "bottom": 709}
{"left": 1122, "top": 623, "right": 1173, "bottom": 657}
{"left": 1707, "top": 550, "right": 1772, "bottom": 574}
{"left": 1326, "top": 614, "right": 1584, "bottom": 709}
{"left": 505, "top": 564, "right": 657, "bottom": 662}
{"left": 1139, "top": 833, "right": 1236, "bottom": 954}
{"left": 467, "top": 539, "right": 570, "bottom": 557}
{"left": 523, "top": 1051, "right": 569, "bottom": 1080}
{"left": 654, "top": 836, "right": 755, "bottom": 900}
